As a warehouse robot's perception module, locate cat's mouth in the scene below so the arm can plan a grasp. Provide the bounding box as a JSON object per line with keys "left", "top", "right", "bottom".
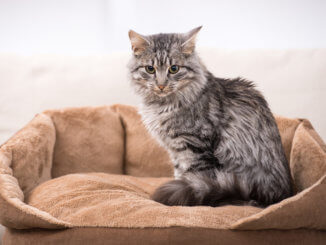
{"left": 154, "top": 90, "right": 171, "bottom": 97}
{"left": 153, "top": 88, "right": 173, "bottom": 97}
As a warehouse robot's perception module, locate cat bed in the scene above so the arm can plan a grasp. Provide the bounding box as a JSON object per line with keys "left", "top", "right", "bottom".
{"left": 1, "top": 104, "right": 326, "bottom": 244}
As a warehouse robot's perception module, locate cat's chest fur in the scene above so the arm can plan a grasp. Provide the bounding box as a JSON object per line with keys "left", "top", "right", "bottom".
{"left": 140, "top": 102, "right": 220, "bottom": 178}
{"left": 140, "top": 104, "right": 183, "bottom": 144}
{"left": 139, "top": 103, "right": 215, "bottom": 153}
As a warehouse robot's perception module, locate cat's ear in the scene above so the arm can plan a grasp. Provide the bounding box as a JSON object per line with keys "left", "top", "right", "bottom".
{"left": 181, "top": 26, "right": 202, "bottom": 54}
{"left": 128, "top": 30, "right": 150, "bottom": 55}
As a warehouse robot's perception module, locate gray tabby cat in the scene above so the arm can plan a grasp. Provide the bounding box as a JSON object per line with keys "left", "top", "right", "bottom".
{"left": 128, "top": 27, "right": 292, "bottom": 207}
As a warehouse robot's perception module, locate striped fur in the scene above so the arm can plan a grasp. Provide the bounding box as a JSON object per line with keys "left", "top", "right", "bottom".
{"left": 128, "top": 28, "right": 293, "bottom": 207}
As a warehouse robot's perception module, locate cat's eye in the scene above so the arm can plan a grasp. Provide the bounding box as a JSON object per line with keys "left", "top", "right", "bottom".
{"left": 145, "top": 66, "right": 156, "bottom": 74}
{"left": 169, "top": 65, "right": 179, "bottom": 74}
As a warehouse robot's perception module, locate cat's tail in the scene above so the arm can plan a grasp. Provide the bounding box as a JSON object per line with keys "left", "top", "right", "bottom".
{"left": 151, "top": 172, "right": 256, "bottom": 207}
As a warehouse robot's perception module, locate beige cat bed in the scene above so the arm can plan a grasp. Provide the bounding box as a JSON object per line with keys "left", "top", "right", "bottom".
{"left": 0, "top": 104, "right": 325, "bottom": 244}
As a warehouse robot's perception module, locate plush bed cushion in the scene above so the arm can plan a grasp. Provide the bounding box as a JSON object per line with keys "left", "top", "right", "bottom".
{"left": 24, "top": 170, "right": 326, "bottom": 230}
{"left": 26, "top": 173, "right": 260, "bottom": 229}
{"left": 0, "top": 104, "right": 326, "bottom": 233}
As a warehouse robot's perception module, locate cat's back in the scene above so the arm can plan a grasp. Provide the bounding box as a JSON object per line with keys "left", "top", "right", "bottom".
{"left": 216, "top": 77, "right": 269, "bottom": 111}
{"left": 210, "top": 76, "right": 277, "bottom": 140}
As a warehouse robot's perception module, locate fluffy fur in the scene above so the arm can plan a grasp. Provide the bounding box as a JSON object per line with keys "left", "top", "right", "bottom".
{"left": 128, "top": 27, "right": 293, "bottom": 207}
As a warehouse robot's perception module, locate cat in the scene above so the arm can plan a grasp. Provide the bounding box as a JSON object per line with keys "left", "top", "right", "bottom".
{"left": 128, "top": 26, "right": 293, "bottom": 207}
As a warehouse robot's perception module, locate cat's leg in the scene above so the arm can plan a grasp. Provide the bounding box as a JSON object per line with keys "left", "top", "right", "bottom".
{"left": 171, "top": 152, "right": 217, "bottom": 179}
{"left": 173, "top": 167, "right": 183, "bottom": 179}
{"left": 247, "top": 172, "right": 291, "bottom": 206}
{"left": 168, "top": 149, "right": 198, "bottom": 179}
{"left": 167, "top": 151, "right": 185, "bottom": 179}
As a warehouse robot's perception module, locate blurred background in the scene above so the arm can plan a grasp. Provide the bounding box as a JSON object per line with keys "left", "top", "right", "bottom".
{"left": 0, "top": 0, "right": 326, "bottom": 241}
{"left": 1, "top": 0, "right": 326, "bottom": 54}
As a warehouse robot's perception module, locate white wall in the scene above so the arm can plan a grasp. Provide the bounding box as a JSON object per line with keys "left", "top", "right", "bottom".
{"left": 0, "top": 0, "right": 325, "bottom": 55}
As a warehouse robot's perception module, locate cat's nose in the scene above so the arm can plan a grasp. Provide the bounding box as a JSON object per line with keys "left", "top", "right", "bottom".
{"left": 158, "top": 85, "right": 166, "bottom": 91}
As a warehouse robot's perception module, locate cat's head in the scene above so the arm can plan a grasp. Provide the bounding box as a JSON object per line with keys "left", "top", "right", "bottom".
{"left": 128, "top": 27, "right": 207, "bottom": 105}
